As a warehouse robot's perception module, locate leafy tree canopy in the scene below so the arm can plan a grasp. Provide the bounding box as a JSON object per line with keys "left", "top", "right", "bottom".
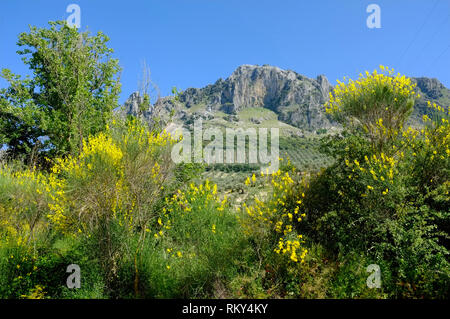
{"left": 0, "top": 21, "right": 121, "bottom": 164}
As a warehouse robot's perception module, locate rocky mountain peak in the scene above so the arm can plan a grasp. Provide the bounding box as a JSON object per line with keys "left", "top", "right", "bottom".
{"left": 414, "top": 77, "right": 445, "bottom": 100}
{"left": 120, "top": 65, "right": 449, "bottom": 133}
{"left": 123, "top": 91, "right": 143, "bottom": 115}
{"left": 316, "top": 75, "right": 332, "bottom": 96}
{"left": 123, "top": 65, "right": 335, "bottom": 131}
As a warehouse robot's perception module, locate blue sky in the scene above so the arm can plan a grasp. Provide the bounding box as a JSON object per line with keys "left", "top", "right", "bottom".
{"left": 1, "top": 0, "right": 449, "bottom": 104}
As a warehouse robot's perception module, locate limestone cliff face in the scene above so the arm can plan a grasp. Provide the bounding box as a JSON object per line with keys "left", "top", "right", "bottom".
{"left": 122, "top": 91, "right": 143, "bottom": 115}
{"left": 410, "top": 77, "right": 450, "bottom": 122}
{"left": 147, "top": 64, "right": 334, "bottom": 131}
{"left": 414, "top": 77, "right": 445, "bottom": 100}
{"left": 121, "top": 65, "right": 449, "bottom": 131}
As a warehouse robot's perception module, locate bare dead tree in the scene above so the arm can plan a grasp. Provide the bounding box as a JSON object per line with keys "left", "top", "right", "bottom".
{"left": 137, "top": 60, "right": 160, "bottom": 117}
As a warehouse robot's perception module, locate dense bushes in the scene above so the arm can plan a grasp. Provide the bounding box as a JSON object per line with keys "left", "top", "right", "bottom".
{"left": 292, "top": 67, "right": 450, "bottom": 298}
{"left": 0, "top": 118, "right": 248, "bottom": 298}
{"left": 234, "top": 67, "right": 449, "bottom": 298}
{"left": 0, "top": 55, "right": 448, "bottom": 298}
{"left": 127, "top": 180, "right": 245, "bottom": 298}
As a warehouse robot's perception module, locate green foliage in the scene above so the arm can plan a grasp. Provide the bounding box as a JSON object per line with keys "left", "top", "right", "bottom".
{"left": 0, "top": 21, "right": 121, "bottom": 162}
{"left": 1, "top": 29, "right": 448, "bottom": 300}
{"left": 296, "top": 70, "right": 450, "bottom": 298}
{"left": 326, "top": 66, "right": 418, "bottom": 152}
{"left": 0, "top": 236, "right": 95, "bottom": 299}
{"left": 123, "top": 181, "right": 245, "bottom": 298}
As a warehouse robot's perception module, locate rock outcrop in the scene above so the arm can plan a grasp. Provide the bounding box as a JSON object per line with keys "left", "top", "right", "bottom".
{"left": 149, "top": 64, "right": 334, "bottom": 131}
{"left": 120, "top": 65, "right": 449, "bottom": 132}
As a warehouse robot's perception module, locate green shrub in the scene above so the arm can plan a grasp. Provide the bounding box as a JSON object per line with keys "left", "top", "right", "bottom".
{"left": 293, "top": 68, "right": 450, "bottom": 298}
{"left": 133, "top": 180, "right": 246, "bottom": 298}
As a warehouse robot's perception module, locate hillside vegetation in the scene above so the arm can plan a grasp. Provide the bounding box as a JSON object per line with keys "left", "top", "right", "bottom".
{"left": 0, "top": 22, "right": 449, "bottom": 299}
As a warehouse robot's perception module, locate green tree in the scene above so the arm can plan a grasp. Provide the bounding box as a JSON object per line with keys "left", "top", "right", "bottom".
{"left": 325, "top": 65, "right": 419, "bottom": 153}
{"left": 0, "top": 21, "right": 121, "bottom": 163}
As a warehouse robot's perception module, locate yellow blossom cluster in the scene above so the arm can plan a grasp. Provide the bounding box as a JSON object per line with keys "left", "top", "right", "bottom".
{"left": 163, "top": 179, "right": 225, "bottom": 222}
{"left": 346, "top": 152, "right": 397, "bottom": 197}
{"left": 122, "top": 118, "right": 174, "bottom": 157}
{"left": 241, "top": 168, "right": 307, "bottom": 263}
{"left": 343, "top": 100, "right": 449, "bottom": 198}
{"left": 4, "top": 120, "right": 179, "bottom": 236}
{"left": 325, "top": 66, "right": 418, "bottom": 115}
{"left": 0, "top": 165, "right": 57, "bottom": 240}
{"left": 155, "top": 179, "right": 226, "bottom": 263}
{"left": 274, "top": 235, "right": 308, "bottom": 263}
{"left": 403, "top": 102, "right": 449, "bottom": 178}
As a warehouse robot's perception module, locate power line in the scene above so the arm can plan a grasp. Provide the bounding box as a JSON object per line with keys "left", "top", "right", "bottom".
{"left": 417, "top": 12, "right": 450, "bottom": 59}
{"left": 426, "top": 42, "right": 450, "bottom": 74}
{"left": 397, "top": 0, "right": 440, "bottom": 67}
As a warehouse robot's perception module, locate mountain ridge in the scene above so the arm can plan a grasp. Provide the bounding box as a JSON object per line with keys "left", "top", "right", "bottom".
{"left": 120, "top": 64, "right": 450, "bottom": 134}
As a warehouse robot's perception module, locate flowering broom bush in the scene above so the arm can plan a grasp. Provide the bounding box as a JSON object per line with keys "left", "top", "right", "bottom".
{"left": 240, "top": 164, "right": 308, "bottom": 265}
{"left": 130, "top": 179, "right": 245, "bottom": 298}
{"left": 300, "top": 67, "right": 450, "bottom": 298}
{"left": 0, "top": 117, "right": 245, "bottom": 298}
{"left": 0, "top": 117, "right": 185, "bottom": 296}
{"left": 0, "top": 64, "right": 448, "bottom": 299}
{"left": 325, "top": 65, "right": 419, "bottom": 152}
